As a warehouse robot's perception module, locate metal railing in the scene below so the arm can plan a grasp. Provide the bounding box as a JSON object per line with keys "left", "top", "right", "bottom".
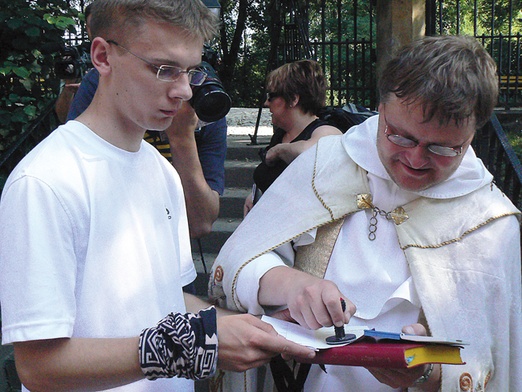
{"left": 427, "top": 0, "right": 522, "bottom": 109}
{"left": 274, "top": 0, "right": 377, "bottom": 109}
{"left": 473, "top": 113, "right": 522, "bottom": 209}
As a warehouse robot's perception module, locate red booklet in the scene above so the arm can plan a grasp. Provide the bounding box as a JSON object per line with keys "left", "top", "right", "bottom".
{"left": 261, "top": 316, "right": 467, "bottom": 369}
{"left": 300, "top": 341, "right": 465, "bottom": 368}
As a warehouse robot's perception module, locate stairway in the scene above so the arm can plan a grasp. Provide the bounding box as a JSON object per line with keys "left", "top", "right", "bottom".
{"left": 191, "top": 133, "right": 271, "bottom": 297}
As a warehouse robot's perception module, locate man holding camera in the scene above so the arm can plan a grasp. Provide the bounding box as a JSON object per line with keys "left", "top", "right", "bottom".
{"left": 0, "top": 1, "right": 315, "bottom": 391}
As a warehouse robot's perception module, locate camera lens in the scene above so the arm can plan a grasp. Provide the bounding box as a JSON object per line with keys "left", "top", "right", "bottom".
{"left": 191, "top": 87, "right": 231, "bottom": 123}
{"left": 190, "top": 62, "right": 231, "bottom": 123}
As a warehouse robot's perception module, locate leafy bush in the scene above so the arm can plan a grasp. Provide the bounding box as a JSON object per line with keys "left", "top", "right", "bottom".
{"left": 0, "top": 0, "right": 79, "bottom": 152}
{"left": 507, "top": 130, "right": 522, "bottom": 159}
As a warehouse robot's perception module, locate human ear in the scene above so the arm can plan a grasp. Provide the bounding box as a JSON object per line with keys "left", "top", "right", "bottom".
{"left": 90, "top": 37, "right": 112, "bottom": 76}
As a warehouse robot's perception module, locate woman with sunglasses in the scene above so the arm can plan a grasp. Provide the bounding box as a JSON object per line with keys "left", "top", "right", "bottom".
{"left": 244, "top": 60, "right": 342, "bottom": 216}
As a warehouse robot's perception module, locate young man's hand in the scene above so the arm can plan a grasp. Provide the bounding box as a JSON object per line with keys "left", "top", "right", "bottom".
{"left": 216, "top": 313, "right": 316, "bottom": 372}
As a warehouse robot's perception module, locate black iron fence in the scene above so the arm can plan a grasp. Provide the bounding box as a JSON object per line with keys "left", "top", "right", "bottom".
{"left": 473, "top": 114, "right": 522, "bottom": 208}
{"left": 275, "top": 0, "right": 521, "bottom": 110}
{"left": 63, "top": 0, "right": 91, "bottom": 46}
{"left": 274, "top": 0, "right": 377, "bottom": 109}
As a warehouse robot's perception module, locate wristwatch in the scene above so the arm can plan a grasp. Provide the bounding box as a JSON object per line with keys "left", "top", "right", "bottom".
{"left": 414, "top": 363, "right": 434, "bottom": 384}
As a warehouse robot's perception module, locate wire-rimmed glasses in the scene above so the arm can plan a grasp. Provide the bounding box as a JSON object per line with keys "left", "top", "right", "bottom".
{"left": 383, "top": 116, "right": 464, "bottom": 157}
{"left": 107, "top": 40, "right": 207, "bottom": 86}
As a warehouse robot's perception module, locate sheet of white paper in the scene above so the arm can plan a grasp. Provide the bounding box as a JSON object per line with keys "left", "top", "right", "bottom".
{"left": 261, "top": 315, "right": 367, "bottom": 350}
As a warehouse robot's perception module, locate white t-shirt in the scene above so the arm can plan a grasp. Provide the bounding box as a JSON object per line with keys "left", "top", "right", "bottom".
{"left": 0, "top": 121, "right": 196, "bottom": 391}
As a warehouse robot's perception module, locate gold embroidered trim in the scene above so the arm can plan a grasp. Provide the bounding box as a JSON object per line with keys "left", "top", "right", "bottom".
{"left": 294, "top": 219, "right": 345, "bottom": 278}
{"left": 459, "top": 372, "right": 473, "bottom": 391}
{"left": 401, "top": 212, "right": 519, "bottom": 250}
{"left": 311, "top": 145, "right": 334, "bottom": 220}
{"left": 231, "top": 145, "right": 364, "bottom": 310}
{"left": 230, "top": 215, "right": 350, "bottom": 311}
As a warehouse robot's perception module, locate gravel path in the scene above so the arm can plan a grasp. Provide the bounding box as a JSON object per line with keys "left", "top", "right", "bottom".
{"left": 226, "top": 107, "right": 273, "bottom": 136}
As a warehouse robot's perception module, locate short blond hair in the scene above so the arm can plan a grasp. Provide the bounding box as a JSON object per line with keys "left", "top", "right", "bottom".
{"left": 89, "top": 0, "right": 219, "bottom": 44}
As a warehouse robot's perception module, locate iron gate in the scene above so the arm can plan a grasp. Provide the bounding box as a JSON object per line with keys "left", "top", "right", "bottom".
{"left": 273, "top": 0, "right": 377, "bottom": 109}
{"left": 275, "top": 0, "right": 521, "bottom": 110}
{"left": 427, "top": 0, "right": 520, "bottom": 109}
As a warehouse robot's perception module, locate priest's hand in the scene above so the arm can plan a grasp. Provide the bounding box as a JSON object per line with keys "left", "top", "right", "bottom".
{"left": 366, "top": 324, "right": 441, "bottom": 391}
{"left": 258, "top": 266, "right": 356, "bottom": 330}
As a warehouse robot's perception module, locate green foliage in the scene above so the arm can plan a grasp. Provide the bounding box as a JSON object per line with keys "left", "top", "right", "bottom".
{"left": 230, "top": 2, "right": 271, "bottom": 107}
{"left": 507, "top": 130, "right": 522, "bottom": 159}
{"left": 305, "top": 1, "right": 376, "bottom": 107}
{"left": 216, "top": 0, "right": 272, "bottom": 107}
{"left": 0, "top": 0, "right": 78, "bottom": 153}
{"left": 436, "top": 0, "right": 522, "bottom": 108}
{"left": 218, "top": 0, "right": 377, "bottom": 107}
{"left": 438, "top": 0, "right": 522, "bottom": 35}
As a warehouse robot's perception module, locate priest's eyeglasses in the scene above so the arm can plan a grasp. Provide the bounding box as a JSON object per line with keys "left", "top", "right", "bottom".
{"left": 107, "top": 40, "right": 207, "bottom": 86}
{"left": 383, "top": 118, "right": 463, "bottom": 157}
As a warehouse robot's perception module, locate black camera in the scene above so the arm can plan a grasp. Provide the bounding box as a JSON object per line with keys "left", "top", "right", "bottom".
{"left": 190, "top": 53, "right": 231, "bottom": 124}
{"left": 54, "top": 43, "right": 92, "bottom": 80}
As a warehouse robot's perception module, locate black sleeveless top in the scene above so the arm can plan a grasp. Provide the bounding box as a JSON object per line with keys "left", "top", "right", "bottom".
{"left": 253, "top": 119, "right": 328, "bottom": 194}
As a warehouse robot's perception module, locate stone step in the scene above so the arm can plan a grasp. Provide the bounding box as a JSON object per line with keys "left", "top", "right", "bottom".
{"left": 224, "top": 159, "right": 257, "bottom": 188}
{"left": 189, "top": 131, "right": 270, "bottom": 299}
{"left": 191, "top": 254, "right": 220, "bottom": 298}
{"left": 193, "top": 272, "right": 211, "bottom": 299}
{"left": 220, "top": 187, "right": 250, "bottom": 219}
{"left": 191, "top": 251, "right": 217, "bottom": 274}
{"left": 197, "top": 217, "right": 242, "bottom": 255}
{"left": 0, "top": 344, "right": 19, "bottom": 392}
{"left": 226, "top": 135, "right": 270, "bottom": 161}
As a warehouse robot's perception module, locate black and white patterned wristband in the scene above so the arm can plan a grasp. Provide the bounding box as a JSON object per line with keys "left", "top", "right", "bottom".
{"left": 139, "top": 307, "right": 218, "bottom": 381}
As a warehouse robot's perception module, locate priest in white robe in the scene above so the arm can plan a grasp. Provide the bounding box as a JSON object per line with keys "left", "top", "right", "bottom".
{"left": 210, "top": 35, "right": 521, "bottom": 391}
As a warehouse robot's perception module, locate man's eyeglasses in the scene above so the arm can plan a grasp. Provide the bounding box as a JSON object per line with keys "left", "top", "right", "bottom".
{"left": 106, "top": 40, "right": 207, "bottom": 86}
{"left": 383, "top": 117, "right": 464, "bottom": 157}
{"left": 266, "top": 92, "right": 281, "bottom": 102}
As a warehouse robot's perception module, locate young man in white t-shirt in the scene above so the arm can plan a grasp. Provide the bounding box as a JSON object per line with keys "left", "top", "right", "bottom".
{"left": 0, "top": 1, "right": 315, "bottom": 391}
